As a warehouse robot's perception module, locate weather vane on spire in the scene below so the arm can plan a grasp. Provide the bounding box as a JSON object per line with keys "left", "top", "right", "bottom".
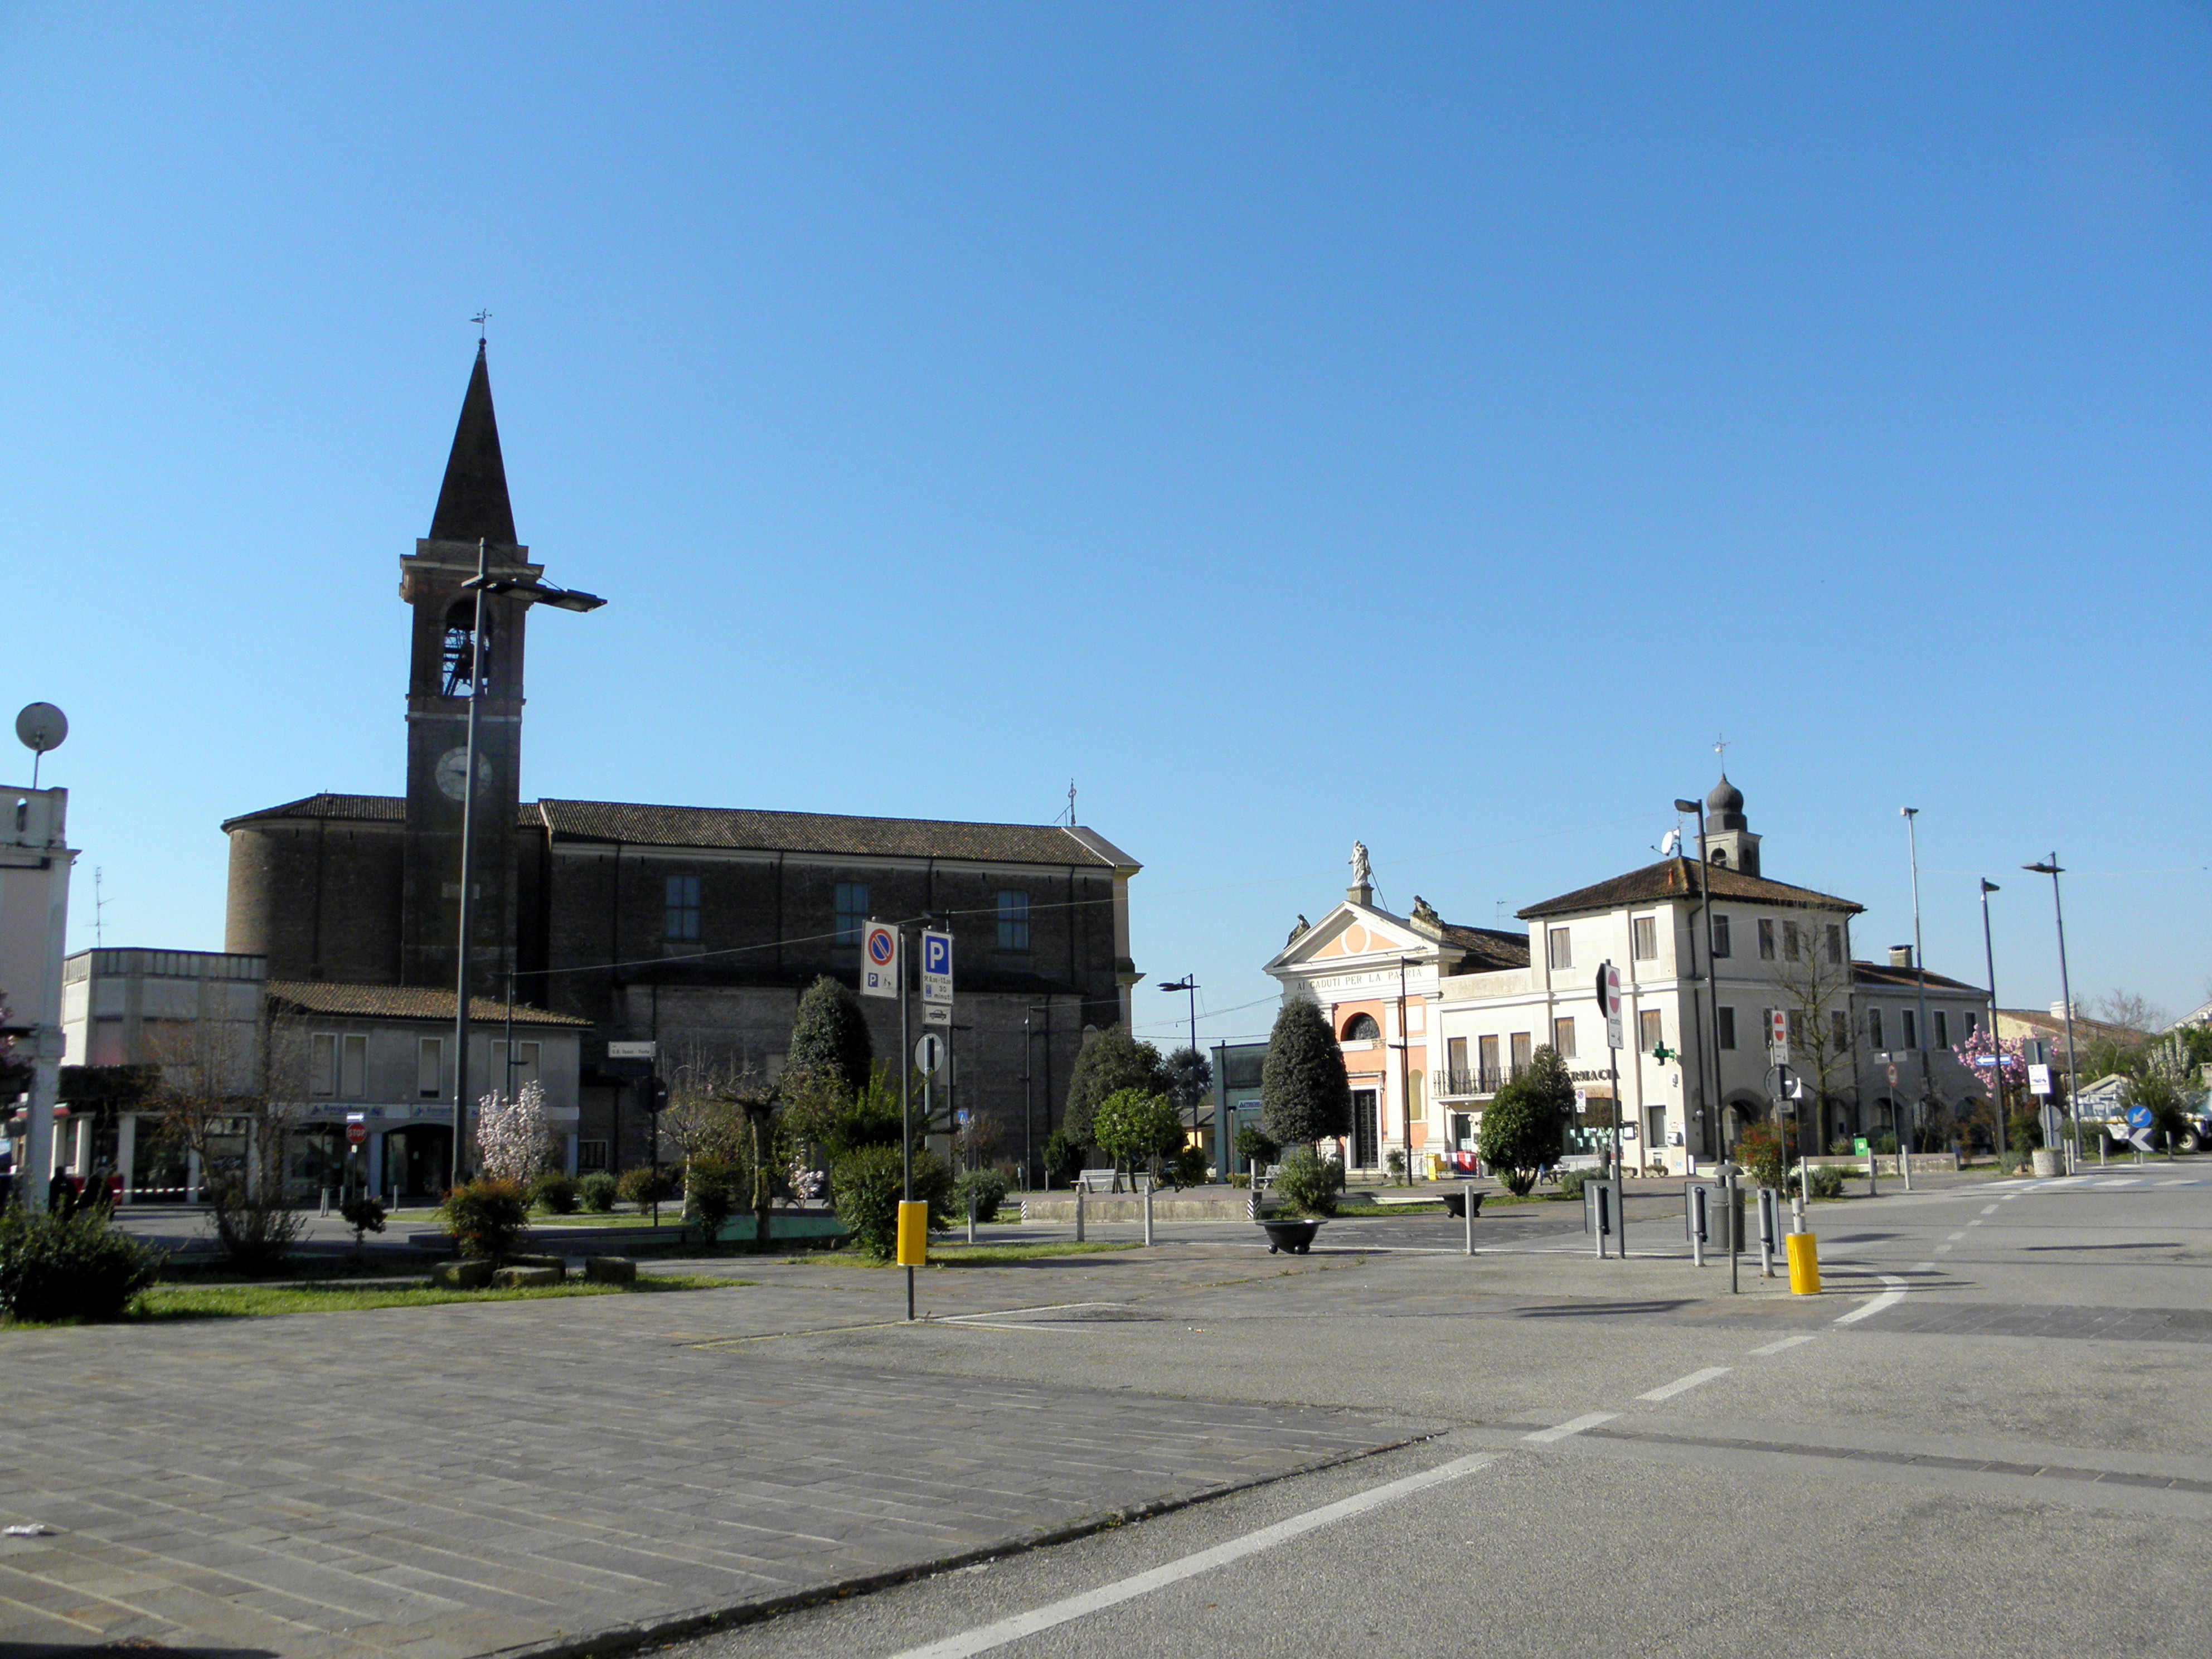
{"left": 1713, "top": 731, "right": 1730, "bottom": 764}
{"left": 472, "top": 309, "right": 493, "bottom": 343}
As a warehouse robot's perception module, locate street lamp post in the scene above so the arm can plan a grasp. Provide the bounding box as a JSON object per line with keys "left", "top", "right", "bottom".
{"left": 1673, "top": 799, "right": 1728, "bottom": 1175}
{"left": 1979, "top": 880, "right": 2005, "bottom": 1161}
{"left": 449, "top": 537, "right": 604, "bottom": 1185}
{"left": 1900, "top": 808, "right": 1930, "bottom": 1190}
{"left": 1394, "top": 957, "right": 1420, "bottom": 1184}
{"left": 1158, "top": 978, "right": 1202, "bottom": 1164}
{"left": 2024, "top": 857, "right": 2083, "bottom": 1172}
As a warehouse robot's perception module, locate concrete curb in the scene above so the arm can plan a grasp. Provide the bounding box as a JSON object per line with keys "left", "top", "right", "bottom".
{"left": 479, "top": 1428, "right": 1443, "bottom": 1659}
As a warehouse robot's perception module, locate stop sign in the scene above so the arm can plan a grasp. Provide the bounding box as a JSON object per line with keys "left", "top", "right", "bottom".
{"left": 1886, "top": 1062, "right": 1899, "bottom": 1088}
{"left": 346, "top": 1120, "right": 367, "bottom": 1147}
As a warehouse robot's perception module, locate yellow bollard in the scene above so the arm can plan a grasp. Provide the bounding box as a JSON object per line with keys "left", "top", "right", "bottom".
{"left": 1784, "top": 1231, "right": 1821, "bottom": 1295}
{"left": 896, "top": 1200, "right": 928, "bottom": 1267}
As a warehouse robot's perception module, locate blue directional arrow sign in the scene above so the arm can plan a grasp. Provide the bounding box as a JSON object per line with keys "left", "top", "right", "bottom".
{"left": 2126, "top": 1105, "right": 2155, "bottom": 1130}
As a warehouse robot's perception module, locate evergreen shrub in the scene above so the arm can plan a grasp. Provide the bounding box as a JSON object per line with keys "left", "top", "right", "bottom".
{"left": 1272, "top": 1147, "right": 1342, "bottom": 1218}
{"left": 579, "top": 1171, "right": 619, "bottom": 1212}
{"left": 0, "top": 1202, "right": 162, "bottom": 1322}
{"left": 683, "top": 1157, "right": 743, "bottom": 1245}
{"left": 530, "top": 1172, "right": 580, "bottom": 1214}
{"left": 617, "top": 1166, "right": 680, "bottom": 1210}
{"left": 954, "top": 1167, "right": 1008, "bottom": 1223}
{"left": 438, "top": 1178, "right": 531, "bottom": 1261}
{"left": 831, "top": 1143, "right": 953, "bottom": 1260}
{"left": 1808, "top": 1165, "right": 1846, "bottom": 1200}
{"left": 1260, "top": 999, "right": 1351, "bottom": 1147}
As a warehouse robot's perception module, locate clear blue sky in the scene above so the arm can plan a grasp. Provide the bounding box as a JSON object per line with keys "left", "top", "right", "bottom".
{"left": 5, "top": 3, "right": 2207, "bottom": 1045}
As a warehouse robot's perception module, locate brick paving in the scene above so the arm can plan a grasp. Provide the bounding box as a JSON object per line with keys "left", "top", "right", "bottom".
{"left": 0, "top": 1278, "right": 1418, "bottom": 1658}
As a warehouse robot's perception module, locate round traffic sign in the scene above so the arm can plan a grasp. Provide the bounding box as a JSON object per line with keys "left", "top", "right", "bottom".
{"left": 914, "top": 1033, "right": 945, "bottom": 1075}
{"left": 1885, "top": 1062, "right": 1899, "bottom": 1088}
{"left": 346, "top": 1120, "right": 367, "bottom": 1146}
{"left": 867, "top": 927, "right": 896, "bottom": 966}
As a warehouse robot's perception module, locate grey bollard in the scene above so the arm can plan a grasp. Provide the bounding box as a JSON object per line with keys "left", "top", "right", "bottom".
{"left": 1143, "top": 1182, "right": 1154, "bottom": 1246}
{"left": 1075, "top": 1185, "right": 1085, "bottom": 1243}
{"left": 1463, "top": 1181, "right": 1476, "bottom": 1256}
{"left": 967, "top": 1189, "right": 977, "bottom": 1245}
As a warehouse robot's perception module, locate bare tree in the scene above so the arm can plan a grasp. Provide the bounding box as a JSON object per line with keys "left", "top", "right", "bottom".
{"left": 1764, "top": 921, "right": 1864, "bottom": 1168}
{"left": 146, "top": 1008, "right": 311, "bottom": 1272}
{"left": 2093, "top": 989, "right": 2168, "bottom": 1035}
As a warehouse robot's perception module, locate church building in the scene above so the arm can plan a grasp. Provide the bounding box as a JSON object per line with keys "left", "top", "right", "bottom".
{"left": 221, "top": 346, "right": 1139, "bottom": 1180}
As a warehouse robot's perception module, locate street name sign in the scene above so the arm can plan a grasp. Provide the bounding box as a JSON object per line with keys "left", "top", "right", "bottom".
{"left": 606, "top": 1041, "right": 658, "bottom": 1060}
{"left": 2028, "top": 1064, "right": 2053, "bottom": 1097}
{"left": 861, "top": 922, "right": 900, "bottom": 998}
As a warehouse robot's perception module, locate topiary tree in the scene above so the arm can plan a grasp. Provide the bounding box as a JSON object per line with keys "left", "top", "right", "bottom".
{"left": 1234, "top": 1123, "right": 1281, "bottom": 1172}
{"left": 1272, "top": 1146, "right": 1342, "bottom": 1217}
{"left": 1478, "top": 1075, "right": 1571, "bottom": 1196}
{"left": 1260, "top": 997, "right": 1350, "bottom": 1148}
{"left": 785, "top": 976, "right": 874, "bottom": 1100}
{"left": 1091, "top": 1088, "right": 1182, "bottom": 1178}
{"left": 1063, "top": 1026, "right": 1169, "bottom": 1151}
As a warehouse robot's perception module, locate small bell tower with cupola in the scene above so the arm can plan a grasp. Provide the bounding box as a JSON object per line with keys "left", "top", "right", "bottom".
{"left": 1701, "top": 774, "right": 1761, "bottom": 876}
{"left": 397, "top": 342, "right": 536, "bottom": 993}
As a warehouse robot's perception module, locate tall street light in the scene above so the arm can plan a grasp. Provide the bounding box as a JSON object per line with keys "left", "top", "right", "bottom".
{"left": 2024, "top": 856, "right": 2083, "bottom": 1172}
{"left": 1979, "top": 880, "right": 2005, "bottom": 1160}
{"left": 1899, "top": 808, "right": 1929, "bottom": 1190}
{"left": 1158, "top": 977, "right": 1200, "bottom": 1142}
{"left": 1673, "top": 798, "right": 1727, "bottom": 1171}
{"left": 1394, "top": 957, "right": 1421, "bottom": 1183}
{"left": 450, "top": 537, "right": 604, "bottom": 1183}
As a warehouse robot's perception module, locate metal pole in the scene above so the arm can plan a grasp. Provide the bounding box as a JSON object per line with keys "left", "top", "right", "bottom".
{"left": 1143, "top": 1181, "right": 1153, "bottom": 1246}
{"left": 1903, "top": 809, "right": 1929, "bottom": 1188}
{"left": 1398, "top": 958, "right": 1414, "bottom": 1185}
{"left": 1611, "top": 1040, "right": 1625, "bottom": 1257}
{"left": 1694, "top": 807, "right": 1726, "bottom": 1173}
{"left": 450, "top": 537, "right": 489, "bottom": 1191}
{"left": 1463, "top": 1181, "right": 1475, "bottom": 1255}
{"left": 1981, "top": 880, "right": 2006, "bottom": 1161}
{"left": 900, "top": 921, "right": 913, "bottom": 1320}
{"left": 2047, "top": 858, "right": 2084, "bottom": 1171}
{"left": 1023, "top": 1012, "right": 1033, "bottom": 1190}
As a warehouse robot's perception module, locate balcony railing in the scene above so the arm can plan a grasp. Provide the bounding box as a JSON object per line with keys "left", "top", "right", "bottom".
{"left": 1431, "top": 1065, "right": 1518, "bottom": 1099}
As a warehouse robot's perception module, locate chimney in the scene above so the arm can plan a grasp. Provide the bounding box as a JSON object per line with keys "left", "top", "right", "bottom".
{"left": 1889, "top": 945, "right": 1914, "bottom": 969}
{"left": 2050, "top": 1000, "right": 2073, "bottom": 1021}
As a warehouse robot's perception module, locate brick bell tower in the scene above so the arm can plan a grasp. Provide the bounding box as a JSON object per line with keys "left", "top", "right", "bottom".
{"left": 398, "top": 343, "right": 534, "bottom": 995}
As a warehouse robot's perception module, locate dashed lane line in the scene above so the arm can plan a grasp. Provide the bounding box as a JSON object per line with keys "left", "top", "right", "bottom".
{"left": 1833, "top": 1273, "right": 1910, "bottom": 1326}
{"left": 1748, "top": 1335, "right": 1818, "bottom": 1356}
{"left": 880, "top": 1451, "right": 1497, "bottom": 1659}
{"left": 1637, "top": 1367, "right": 1733, "bottom": 1402}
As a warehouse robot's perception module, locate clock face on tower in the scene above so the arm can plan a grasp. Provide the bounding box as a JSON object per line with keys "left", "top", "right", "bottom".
{"left": 434, "top": 747, "right": 491, "bottom": 801}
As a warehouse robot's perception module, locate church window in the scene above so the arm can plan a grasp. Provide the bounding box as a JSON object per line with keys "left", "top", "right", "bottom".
{"left": 835, "top": 882, "right": 869, "bottom": 945}
{"left": 1632, "top": 915, "right": 1658, "bottom": 961}
{"left": 417, "top": 1037, "right": 444, "bottom": 1099}
{"left": 1716, "top": 1007, "right": 1738, "bottom": 1050}
{"left": 1711, "top": 914, "right": 1731, "bottom": 958}
{"left": 1547, "top": 928, "right": 1572, "bottom": 971}
{"left": 1826, "top": 924, "right": 1843, "bottom": 964}
{"left": 997, "top": 890, "right": 1031, "bottom": 952}
{"left": 1710, "top": 847, "right": 1729, "bottom": 867}
{"left": 1758, "top": 919, "right": 1776, "bottom": 961}
{"left": 665, "top": 875, "right": 701, "bottom": 941}
{"left": 1342, "top": 1012, "right": 1381, "bottom": 1042}
{"left": 1552, "top": 1017, "right": 1576, "bottom": 1059}
{"left": 440, "top": 600, "right": 491, "bottom": 697}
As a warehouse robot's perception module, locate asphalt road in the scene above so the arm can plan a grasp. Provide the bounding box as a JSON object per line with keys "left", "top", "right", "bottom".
{"left": 670, "top": 1171, "right": 2212, "bottom": 1659}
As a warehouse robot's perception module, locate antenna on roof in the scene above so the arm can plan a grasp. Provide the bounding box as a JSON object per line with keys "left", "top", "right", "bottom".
{"left": 94, "top": 866, "right": 107, "bottom": 949}
{"left": 1714, "top": 731, "right": 1730, "bottom": 762}
{"left": 472, "top": 309, "right": 492, "bottom": 343}
{"left": 1065, "top": 779, "right": 1077, "bottom": 827}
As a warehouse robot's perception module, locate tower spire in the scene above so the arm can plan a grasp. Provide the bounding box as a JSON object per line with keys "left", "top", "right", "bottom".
{"left": 428, "top": 341, "right": 517, "bottom": 546}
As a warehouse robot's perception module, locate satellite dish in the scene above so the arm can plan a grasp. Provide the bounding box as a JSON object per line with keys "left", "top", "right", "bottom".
{"left": 16, "top": 703, "right": 66, "bottom": 754}
{"left": 1658, "top": 827, "right": 1681, "bottom": 857}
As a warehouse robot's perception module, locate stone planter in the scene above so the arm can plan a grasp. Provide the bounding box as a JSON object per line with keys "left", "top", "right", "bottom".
{"left": 1258, "top": 1216, "right": 1325, "bottom": 1255}
{"left": 2030, "top": 1149, "right": 2064, "bottom": 1177}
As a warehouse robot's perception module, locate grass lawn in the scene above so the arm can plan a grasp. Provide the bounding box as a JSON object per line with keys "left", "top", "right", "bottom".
{"left": 120, "top": 1273, "right": 748, "bottom": 1322}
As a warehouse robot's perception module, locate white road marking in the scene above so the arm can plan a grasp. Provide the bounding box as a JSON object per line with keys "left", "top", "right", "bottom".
{"left": 1947, "top": 1232, "right": 1966, "bottom": 1241}
{"left": 2157, "top": 1179, "right": 2195, "bottom": 1187}
{"left": 1834, "top": 1272, "right": 1909, "bottom": 1325}
{"left": 1912, "top": 1261, "right": 1934, "bottom": 1272}
{"left": 1980, "top": 1206, "right": 2000, "bottom": 1215}
{"left": 946, "top": 1321, "right": 1086, "bottom": 1335}
{"left": 1967, "top": 1220, "right": 1985, "bottom": 1227}
{"left": 1748, "top": 1335, "right": 1818, "bottom": 1356}
{"left": 1637, "top": 1367, "right": 1732, "bottom": 1401}
{"left": 1523, "top": 1413, "right": 1621, "bottom": 1443}
{"left": 1936, "top": 1245, "right": 1953, "bottom": 1253}
{"left": 880, "top": 1451, "right": 1496, "bottom": 1658}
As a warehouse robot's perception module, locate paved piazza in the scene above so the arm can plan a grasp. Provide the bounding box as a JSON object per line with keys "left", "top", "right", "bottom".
{"left": 3, "top": 1171, "right": 2210, "bottom": 1658}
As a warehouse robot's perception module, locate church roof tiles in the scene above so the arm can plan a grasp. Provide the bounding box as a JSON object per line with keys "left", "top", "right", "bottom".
{"left": 1518, "top": 856, "right": 1860, "bottom": 920}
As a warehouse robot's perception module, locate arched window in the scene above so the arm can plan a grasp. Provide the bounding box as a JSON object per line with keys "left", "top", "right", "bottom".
{"left": 1342, "top": 1012, "right": 1381, "bottom": 1042}
{"left": 441, "top": 599, "right": 492, "bottom": 697}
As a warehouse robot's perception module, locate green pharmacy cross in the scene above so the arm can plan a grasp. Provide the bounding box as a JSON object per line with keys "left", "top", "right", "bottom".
{"left": 1651, "top": 1043, "right": 1678, "bottom": 1064}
